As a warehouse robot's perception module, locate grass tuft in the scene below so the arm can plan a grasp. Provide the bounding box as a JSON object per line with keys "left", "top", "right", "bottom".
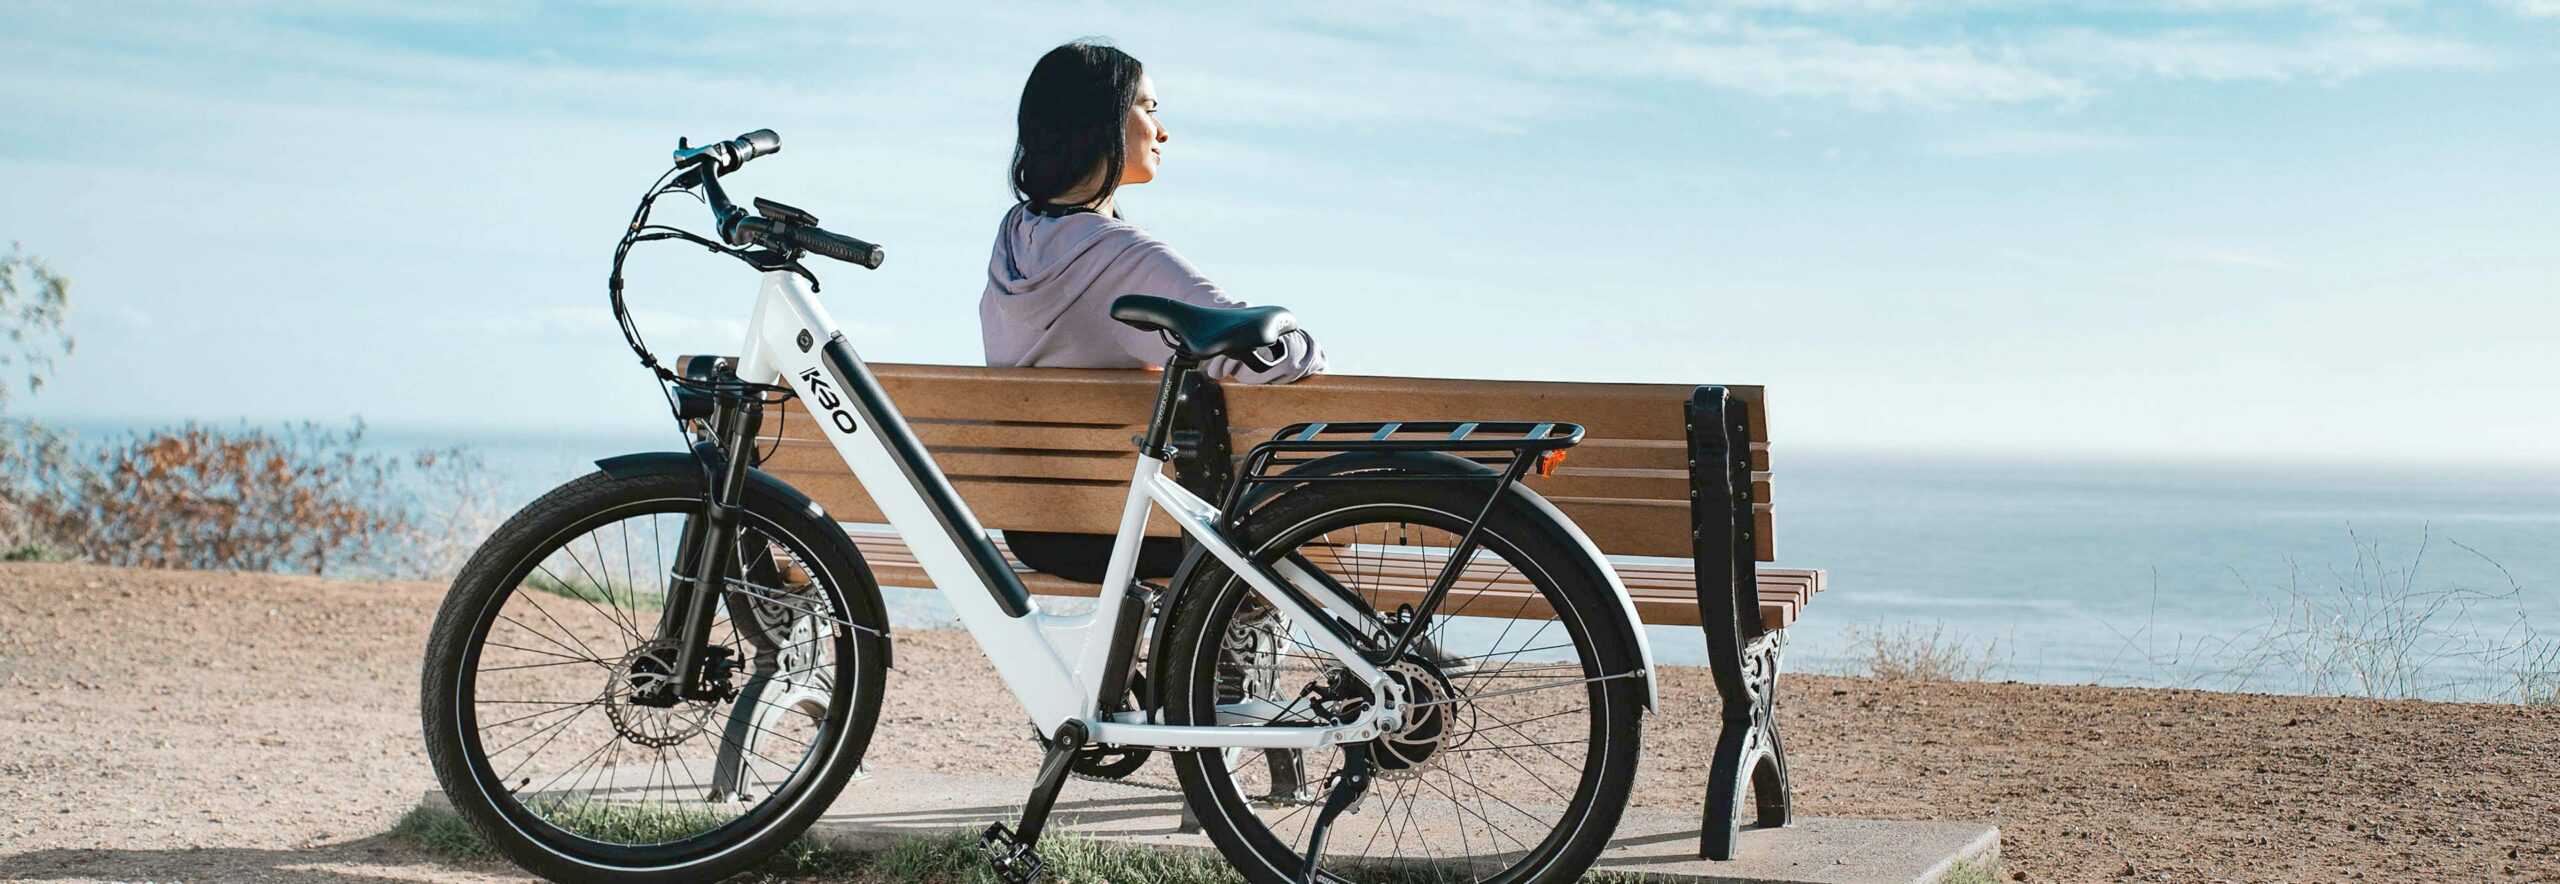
{"left": 526, "top": 800, "right": 734, "bottom": 845}
{"left": 1847, "top": 622, "right": 2005, "bottom": 682}
{"left": 388, "top": 806, "right": 495, "bottom": 861}
{"left": 1936, "top": 855, "right": 2005, "bottom": 884}
{"left": 522, "top": 570, "right": 663, "bottom": 610}
{"left": 2506, "top": 637, "right": 2560, "bottom": 707}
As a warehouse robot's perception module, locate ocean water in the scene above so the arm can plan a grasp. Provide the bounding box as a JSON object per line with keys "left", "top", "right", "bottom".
{"left": 69, "top": 420, "right": 2555, "bottom": 701}
{"left": 1738, "top": 453, "right": 2558, "bottom": 699}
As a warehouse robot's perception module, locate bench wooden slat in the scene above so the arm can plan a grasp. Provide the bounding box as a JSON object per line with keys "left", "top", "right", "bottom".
{"left": 773, "top": 470, "right": 1189, "bottom": 536}
{"left": 1223, "top": 374, "right": 1765, "bottom": 444}
{"left": 908, "top": 421, "right": 1139, "bottom": 452}
{"left": 787, "top": 438, "right": 1137, "bottom": 483}
{"left": 778, "top": 439, "right": 1768, "bottom": 492}
{"left": 866, "top": 364, "right": 1164, "bottom": 423}
{"left": 843, "top": 527, "right": 1820, "bottom": 631}
{"left": 1544, "top": 498, "right": 1776, "bottom": 562}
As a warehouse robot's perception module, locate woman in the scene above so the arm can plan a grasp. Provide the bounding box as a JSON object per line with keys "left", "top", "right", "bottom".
{"left": 982, "top": 40, "right": 1323, "bottom": 382}
{"left": 983, "top": 41, "right": 1324, "bottom": 582}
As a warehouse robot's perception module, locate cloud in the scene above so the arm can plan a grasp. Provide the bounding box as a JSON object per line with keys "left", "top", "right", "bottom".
{"left": 2031, "top": 24, "right": 2496, "bottom": 82}
{"left": 1931, "top": 130, "right": 2149, "bottom": 157}
{"left": 1391, "top": 1, "right": 2093, "bottom": 108}
{"left": 2177, "top": 247, "right": 2294, "bottom": 271}
{"left": 1621, "top": 31, "right": 2092, "bottom": 107}
{"left": 2514, "top": 0, "right": 2560, "bottom": 17}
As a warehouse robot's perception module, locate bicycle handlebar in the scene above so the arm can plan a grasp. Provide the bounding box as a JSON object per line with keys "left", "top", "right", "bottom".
{"left": 736, "top": 217, "right": 887, "bottom": 270}
{"left": 676, "top": 129, "right": 886, "bottom": 270}
{"left": 782, "top": 224, "right": 886, "bottom": 270}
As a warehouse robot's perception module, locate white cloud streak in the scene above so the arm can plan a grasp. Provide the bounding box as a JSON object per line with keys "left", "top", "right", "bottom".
{"left": 1930, "top": 130, "right": 2149, "bottom": 157}
{"left": 2032, "top": 24, "right": 2495, "bottom": 82}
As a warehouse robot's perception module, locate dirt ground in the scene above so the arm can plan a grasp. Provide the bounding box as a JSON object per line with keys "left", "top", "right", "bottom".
{"left": 1, "top": 563, "right": 2553, "bottom": 883}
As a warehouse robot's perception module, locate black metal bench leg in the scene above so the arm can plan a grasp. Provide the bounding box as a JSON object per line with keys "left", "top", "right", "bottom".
{"left": 1689, "top": 386, "right": 1791, "bottom": 860}
{"left": 1748, "top": 633, "right": 1792, "bottom": 830}
{"left": 1701, "top": 632, "right": 1789, "bottom": 859}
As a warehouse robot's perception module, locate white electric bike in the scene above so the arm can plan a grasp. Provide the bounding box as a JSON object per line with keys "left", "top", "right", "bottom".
{"left": 420, "top": 130, "right": 1656, "bottom": 884}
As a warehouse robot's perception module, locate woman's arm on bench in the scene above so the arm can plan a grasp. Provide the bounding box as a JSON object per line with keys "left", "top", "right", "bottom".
{"left": 1107, "top": 236, "right": 1326, "bottom": 384}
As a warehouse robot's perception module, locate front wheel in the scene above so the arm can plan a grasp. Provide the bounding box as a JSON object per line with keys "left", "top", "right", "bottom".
{"left": 420, "top": 465, "right": 888, "bottom": 883}
{"left": 1159, "top": 479, "right": 1647, "bottom": 884}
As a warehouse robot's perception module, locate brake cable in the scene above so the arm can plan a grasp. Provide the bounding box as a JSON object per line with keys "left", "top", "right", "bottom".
{"left": 607, "top": 164, "right": 804, "bottom": 485}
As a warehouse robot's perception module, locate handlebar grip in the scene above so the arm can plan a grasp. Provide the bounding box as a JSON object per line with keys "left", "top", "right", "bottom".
{"left": 729, "top": 129, "right": 780, "bottom": 165}
{"left": 675, "top": 129, "right": 782, "bottom": 172}
{"left": 786, "top": 225, "right": 886, "bottom": 270}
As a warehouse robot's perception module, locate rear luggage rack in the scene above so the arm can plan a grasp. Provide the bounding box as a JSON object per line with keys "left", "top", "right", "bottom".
{"left": 1241, "top": 419, "right": 1583, "bottom": 475}
{"left": 1218, "top": 419, "right": 1584, "bottom": 532}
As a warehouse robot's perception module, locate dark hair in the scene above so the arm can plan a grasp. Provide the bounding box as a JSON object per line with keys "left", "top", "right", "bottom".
{"left": 1011, "top": 41, "right": 1144, "bottom": 212}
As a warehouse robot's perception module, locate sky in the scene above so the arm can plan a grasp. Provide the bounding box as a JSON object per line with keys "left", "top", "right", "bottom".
{"left": 2, "top": 1, "right": 2554, "bottom": 467}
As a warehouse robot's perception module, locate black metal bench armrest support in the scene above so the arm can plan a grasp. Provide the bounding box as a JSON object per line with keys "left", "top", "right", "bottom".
{"left": 1690, "top": 386, "right": 1791, "bottom": 860}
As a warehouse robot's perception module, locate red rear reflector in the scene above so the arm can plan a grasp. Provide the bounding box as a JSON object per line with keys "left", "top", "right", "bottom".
{"left": 1534, "top": 449, "right": 1568, "bottom": 478}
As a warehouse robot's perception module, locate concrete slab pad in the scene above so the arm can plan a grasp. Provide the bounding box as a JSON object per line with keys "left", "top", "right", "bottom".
{"left": 424, "top": 764, "right": 1997, "bottom": 883}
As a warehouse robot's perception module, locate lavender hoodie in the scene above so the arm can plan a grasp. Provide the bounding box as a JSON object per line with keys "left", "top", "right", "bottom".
{"left": 981, "top": 204, "right": 1324, "bottom": 384}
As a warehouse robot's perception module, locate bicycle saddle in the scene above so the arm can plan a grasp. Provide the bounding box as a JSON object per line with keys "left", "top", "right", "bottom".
{"left": 1108, "top": 295, "right": 1297, "bottom": 360}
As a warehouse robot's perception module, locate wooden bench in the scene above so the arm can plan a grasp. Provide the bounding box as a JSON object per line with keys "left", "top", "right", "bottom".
{"left": 738, "top": 362, "right": 1820, "bottom": 861}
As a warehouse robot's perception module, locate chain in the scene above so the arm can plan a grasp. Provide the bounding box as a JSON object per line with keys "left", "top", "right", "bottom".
{"left": 1072, "top": 771, "right": 1185, "bottom": 793}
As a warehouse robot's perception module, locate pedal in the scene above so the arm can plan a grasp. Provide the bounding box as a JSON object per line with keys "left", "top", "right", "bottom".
{"left": 982, "top": 719, "right": 1087, "bottom": 882}
{"left": 980, "top": 823, "right": 1045, "bottom": 883}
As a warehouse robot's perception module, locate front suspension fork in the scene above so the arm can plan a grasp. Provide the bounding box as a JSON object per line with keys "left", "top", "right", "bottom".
{"left": 639, "top": 390, "right": 763, "bottom": 705}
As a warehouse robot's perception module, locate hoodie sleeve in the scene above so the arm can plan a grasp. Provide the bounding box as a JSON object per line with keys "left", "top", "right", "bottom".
{"left": 1103, "top": 236, "right": 1327, "bottom": 384}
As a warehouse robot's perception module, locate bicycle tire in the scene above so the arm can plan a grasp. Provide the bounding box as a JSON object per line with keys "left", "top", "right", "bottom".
{"left": 1158, "top": 478, "right": 1645, "bottom": 883}
{"left": 420, "top": 464, "right": 888, "bottom": 883}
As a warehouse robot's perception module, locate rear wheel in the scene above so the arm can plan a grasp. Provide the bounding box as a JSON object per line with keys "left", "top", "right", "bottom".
{"left": 420, "top": 466, "right": 888, "bottom": 883}
{"left": 1159, "top": 479, "right": 1646, "bottom": 883}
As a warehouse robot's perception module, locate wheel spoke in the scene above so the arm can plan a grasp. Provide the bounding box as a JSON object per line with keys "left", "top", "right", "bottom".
{"left": 440, "top": 496, "right": 871, "bottom": 855}
{"left": 1171, "top": 498, "right": 1624, "bottom": 880}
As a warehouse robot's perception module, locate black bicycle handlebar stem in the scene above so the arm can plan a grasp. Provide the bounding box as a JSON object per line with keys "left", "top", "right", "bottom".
{"left": 661, "top": 128, "right": 886, "bottom": 270}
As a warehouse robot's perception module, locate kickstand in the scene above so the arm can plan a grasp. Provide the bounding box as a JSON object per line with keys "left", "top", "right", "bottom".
{"left": 981, "top": 719, "right": 1089, "bottom": 884}
{"left": 1296, "top": 743, "right": 1375, "bottom": 884}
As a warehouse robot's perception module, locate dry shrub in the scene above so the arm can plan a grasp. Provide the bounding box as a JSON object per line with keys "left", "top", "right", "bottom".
{"left": 0, "top": 420, "right": 492, "bottom": 578}
{"left": 2104, "top": 529, "right": 2553, "bottom": 704}
{"left": 2501, "top": 637, "right": 2560, "bottom": 707}
{"left": 2220, "top": 531, "right": 2532, "bottom": 701}
{"left": 1847, "top": 622, "right": 2004, "bottom": 682}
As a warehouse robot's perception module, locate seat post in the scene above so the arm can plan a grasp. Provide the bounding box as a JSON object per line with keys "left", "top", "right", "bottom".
{"left": 1139, "top": 356, "right": 1196, "bottom": 458}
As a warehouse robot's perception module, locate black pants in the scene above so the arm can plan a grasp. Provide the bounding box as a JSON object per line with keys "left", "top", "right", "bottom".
{"left": 1004, "top": 531, "right": 1186, "bottom": 584}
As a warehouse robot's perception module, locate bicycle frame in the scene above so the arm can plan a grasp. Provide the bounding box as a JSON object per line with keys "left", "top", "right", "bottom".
{"left": 729, "top": 269, "right": 1403, "bottom": 751}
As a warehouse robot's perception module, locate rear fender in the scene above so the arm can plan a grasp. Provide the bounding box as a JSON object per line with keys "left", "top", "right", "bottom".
{"left": 1143, "top": 449, "right": 1657, "bottom": 713}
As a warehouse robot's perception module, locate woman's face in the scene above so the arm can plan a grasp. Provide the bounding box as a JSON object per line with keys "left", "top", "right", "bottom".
{"left": 1120, "top": 71, "right": 1165, "bottom": 186}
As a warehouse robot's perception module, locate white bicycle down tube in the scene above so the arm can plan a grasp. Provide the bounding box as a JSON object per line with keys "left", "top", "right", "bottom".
{"left": 736, "top": 271, "right": 1087, "bottom": 730}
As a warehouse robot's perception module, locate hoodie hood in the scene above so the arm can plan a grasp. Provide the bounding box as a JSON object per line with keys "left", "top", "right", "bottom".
{"left": 984, "top": 204, "right": 1147, "bottom": 330}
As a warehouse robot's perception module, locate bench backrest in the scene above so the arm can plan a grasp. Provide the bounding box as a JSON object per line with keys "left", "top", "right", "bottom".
{"left": 754, "top": 364, "right": 1776, "bottom": 562}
